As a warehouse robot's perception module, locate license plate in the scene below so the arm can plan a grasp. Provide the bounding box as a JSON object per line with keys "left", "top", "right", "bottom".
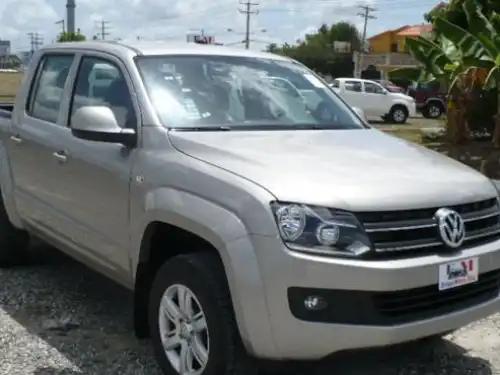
{"left": 438, "top": 257, "right": 478, "bottom": 291}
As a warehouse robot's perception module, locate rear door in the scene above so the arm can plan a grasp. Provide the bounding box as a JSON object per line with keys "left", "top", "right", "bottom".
{"left": 340, "top": 80, "right": 364, "bottom": 109}
{"left": 8, "top": 53, "right": 77, "bottom": 235}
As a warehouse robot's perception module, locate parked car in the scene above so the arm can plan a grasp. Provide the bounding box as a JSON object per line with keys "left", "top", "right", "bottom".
{"left": 373, "top": 79, "right": 404, "bottom": 93}
{"left": 407, "top": 80, "right": 447, "bottom": 118}
{"left": 330, "top": 78, "right": 416, "bottom": 123}
{"left": 2, "top": 41, "right": 500, "bottom": 375}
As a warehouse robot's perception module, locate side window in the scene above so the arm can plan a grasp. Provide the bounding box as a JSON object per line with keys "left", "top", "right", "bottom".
{"left": 332, "top": 80, "right": 340, "bottom": 88}
{"left": 364, "top": 81, "right": 385, "bottom": 94}
{"left": 27, "top": 55, "right": 74, "bottom": 124}
{"left": 69, "top": 57, "right": 136, "bottom": 128}
{"left": 344, "top": 80, "right": 362, "bottom": 92}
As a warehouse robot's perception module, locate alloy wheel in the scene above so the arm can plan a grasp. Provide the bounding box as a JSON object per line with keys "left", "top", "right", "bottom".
{"left": 159, "top": 284, "right": 210, "bottom": 375}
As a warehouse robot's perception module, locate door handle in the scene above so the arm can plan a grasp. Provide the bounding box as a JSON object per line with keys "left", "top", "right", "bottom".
{"left": 52, "top": 151, "right": 68, "bottom": 163}
{"left": 10, "top": 135, "right": 22, "bottom": 144}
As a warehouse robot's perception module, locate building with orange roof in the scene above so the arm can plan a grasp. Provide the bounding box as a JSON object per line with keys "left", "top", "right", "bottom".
{"left": 368, "top": 24, "right": 434, "bottom": 54}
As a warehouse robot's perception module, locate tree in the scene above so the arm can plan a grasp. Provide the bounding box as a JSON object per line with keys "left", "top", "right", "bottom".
{"left": 425, "top": 0, "right": 500, "bottom": 29}
{"left": 57, "top": 30, "right": 86, "bottom": 42}
{"left": 265, "top": 22, "right": 361, "bottom": 77}
{"left": 0, "top": 54, "right": 22, "bottom": 69}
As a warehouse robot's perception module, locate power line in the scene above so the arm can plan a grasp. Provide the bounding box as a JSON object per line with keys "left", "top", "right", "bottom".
{"left": 239, "top": 0, "right": 259, "bottom": 50}
{"left": 27, "top": 32, "right": 43, "bottom": 56}
{"left": 95, "top": 20, "right": 111, "bottom": 40}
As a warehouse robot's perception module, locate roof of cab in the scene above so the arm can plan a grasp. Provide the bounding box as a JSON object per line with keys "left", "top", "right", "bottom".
{"left": 40, "top": 40, "right": 292, "bottom": 61}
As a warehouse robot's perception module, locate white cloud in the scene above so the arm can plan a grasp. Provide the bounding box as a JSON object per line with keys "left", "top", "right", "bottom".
{"left": 0, "top": 0, "right": 371, "bottom": 52}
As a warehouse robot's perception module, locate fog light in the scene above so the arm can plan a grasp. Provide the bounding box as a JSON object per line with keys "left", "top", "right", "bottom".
{"left": 303, "top": 295, "right": 327, "bottom": 311}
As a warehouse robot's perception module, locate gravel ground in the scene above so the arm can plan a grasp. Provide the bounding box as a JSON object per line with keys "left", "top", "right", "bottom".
{"left": 0, "top": 249, "right": 499, "bottom": 375}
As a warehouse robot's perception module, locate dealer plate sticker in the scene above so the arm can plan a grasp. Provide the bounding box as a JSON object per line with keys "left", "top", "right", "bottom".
{"left": 438, "top": 257, "right": 478, "bottom": 291}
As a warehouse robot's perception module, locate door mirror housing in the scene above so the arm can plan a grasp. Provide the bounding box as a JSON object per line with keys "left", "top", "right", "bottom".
{"left": 351, "top": 106, "right": 367, "bottom": 122}
{"left": 71, "top": 106, "right": 137, "bottom": 147}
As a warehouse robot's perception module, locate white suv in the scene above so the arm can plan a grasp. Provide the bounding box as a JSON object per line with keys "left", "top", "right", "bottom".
{"left": 331, "top": 78, "right": 416, "bottom": 123}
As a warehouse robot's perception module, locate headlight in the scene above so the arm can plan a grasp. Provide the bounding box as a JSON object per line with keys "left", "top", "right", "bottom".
{"left": 271, "top": 202, "right": 372, "bottom": 257}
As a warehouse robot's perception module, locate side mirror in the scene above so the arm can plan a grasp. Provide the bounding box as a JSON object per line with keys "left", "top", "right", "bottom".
{"left": 352, "top": 106, "right": 367, "bottom": 122}
{"left": 71, "top": 106, "right": 137, "bottom": 147}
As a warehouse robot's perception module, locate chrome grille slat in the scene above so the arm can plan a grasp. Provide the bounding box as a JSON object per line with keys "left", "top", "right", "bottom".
{"left": 357, "top": 198, "right": 500, "bottom": 255}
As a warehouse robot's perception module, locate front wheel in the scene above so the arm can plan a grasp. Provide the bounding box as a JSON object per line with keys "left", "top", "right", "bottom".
{"left": 149, "top": 253, "right": 255, "bottom": 375}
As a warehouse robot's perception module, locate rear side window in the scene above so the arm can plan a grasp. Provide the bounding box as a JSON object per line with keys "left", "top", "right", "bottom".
{"left": 331, "top": 80, "right": 339, "bottom": 88}
{"left": 27, "top": 54, "right": 74, "bottom": 124}
{"left": 344, "top": 80, "right": 361, "bottom": 92}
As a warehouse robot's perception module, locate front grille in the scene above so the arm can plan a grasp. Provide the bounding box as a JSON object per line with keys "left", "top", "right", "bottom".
{"left": 356, "top": 198, "right": 500, "bottom": 256}
{"left": 374, "top": 269, "right": 500, "bottom": 323}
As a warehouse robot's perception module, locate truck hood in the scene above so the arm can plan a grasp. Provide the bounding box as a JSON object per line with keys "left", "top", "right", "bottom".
{"left": 168, "top": 128, "right": 497, "bottom": 211}
{"left": 389, "top": 92, "right": 414, "bottom": 102}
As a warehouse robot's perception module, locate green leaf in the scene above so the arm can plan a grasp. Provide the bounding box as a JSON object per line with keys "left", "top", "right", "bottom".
{"left": 463, "top": 0, "right": 500, "bottom": 52}
{"left": 444, "top": 62, "right": 459, "bottom": 72}
{"left": 434, "top": 16, "right": 496, "bottom": 60}
{"left": 406, "top": 37, "right": 449, "bottom": 77}
{"left": 462, "top": 56, "right": 495, "bottom": 68}
{"left": 388, "top": 68, "right": 424, "bottom": 81}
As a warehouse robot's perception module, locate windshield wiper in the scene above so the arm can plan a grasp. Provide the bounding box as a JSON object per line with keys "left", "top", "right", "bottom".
{"left": 172, "top": 125, "right": 232, "bottom": 132}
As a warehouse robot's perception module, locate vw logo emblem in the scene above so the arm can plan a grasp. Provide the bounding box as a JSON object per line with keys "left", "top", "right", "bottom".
{"left": 435, "top": 208, "right": 466, "bottom": 248}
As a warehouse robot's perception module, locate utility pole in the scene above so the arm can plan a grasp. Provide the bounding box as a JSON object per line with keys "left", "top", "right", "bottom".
{"left": 27, "top": 32, "right": 43, "bottom": 57}
{"left": 355, "top": 5, "right": 377, "bottom": 77}
{"left": 95, "top": 20, "right": 111, "bottom": 40}
{"left": 239, "top": 0, "right": 259, "bottom": 49}
{"left": 55, "top": 19, "right": 65, "bottom": 35}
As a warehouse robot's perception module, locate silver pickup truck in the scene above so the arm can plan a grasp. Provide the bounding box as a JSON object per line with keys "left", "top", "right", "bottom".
{"left": 1, "top": 41, "right": 500, "bottom": 375}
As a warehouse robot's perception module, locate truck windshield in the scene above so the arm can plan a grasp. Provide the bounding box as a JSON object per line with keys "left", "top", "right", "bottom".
{"left": 135, "top": 55, "right": 366, "bottom": 130}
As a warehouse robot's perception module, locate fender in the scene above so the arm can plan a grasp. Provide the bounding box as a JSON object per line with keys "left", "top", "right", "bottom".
{"left": 0, "top": 142, "right": 23, "bottom": 229}
{"left": 390, "top": 98, "right": 411, "bottom": 108}
{"left": 129, "top": 186, "right": 280, "bottom": 358}
{"left": 425, "top": 97, "right": 445, "bottom": 106}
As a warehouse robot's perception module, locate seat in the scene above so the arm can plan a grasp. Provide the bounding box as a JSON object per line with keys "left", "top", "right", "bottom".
{"left": 102, "top": 79, "right": 136, "bottom": 128}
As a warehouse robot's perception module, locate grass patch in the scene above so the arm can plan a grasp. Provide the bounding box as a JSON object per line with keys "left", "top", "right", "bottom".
{"left": 0, "top": 71, "right": 23, "bottom": 104}
{"left": 377, "top": 126, "right": 424, "bottom": 144}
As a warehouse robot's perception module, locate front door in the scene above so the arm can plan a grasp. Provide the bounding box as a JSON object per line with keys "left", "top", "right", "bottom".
{"left": 8, "top": 53, "right": 77, "bottom": 235}
{"left": 362, "top": 81, "right": 389, "bottom": 117}
{"left": 52, "top": 54, "right": 139, "bottom": 280}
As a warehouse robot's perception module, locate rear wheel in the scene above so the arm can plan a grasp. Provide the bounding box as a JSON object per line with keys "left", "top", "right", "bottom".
{"left": 424, "top": 102, "right": 444, "bottom": 119}
{"left": 0, "top": 191, "right": 32, "bottom": 267}
{"left": 389, "top": 105, "right": 408, "bottom": 124}
{"left": 149, "top": 252, "right": 256, "bottom": 375}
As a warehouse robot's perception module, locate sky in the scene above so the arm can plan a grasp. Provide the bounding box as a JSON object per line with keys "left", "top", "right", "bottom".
{"left": 0, "top": 0, "right": 442, "bottom": 53}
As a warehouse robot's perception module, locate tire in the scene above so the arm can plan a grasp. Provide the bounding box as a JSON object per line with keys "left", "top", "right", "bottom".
{"left": 0, "top": 191, "right": 31, "bottom": 267}
{"left": 389, "top": 105, "right": 408, "bottom": 124}
{"left": 425, "top": 102, "right": 444, "bottom": 119}
{"left": 149, "top": 252, "right": 256, "bottom": 375}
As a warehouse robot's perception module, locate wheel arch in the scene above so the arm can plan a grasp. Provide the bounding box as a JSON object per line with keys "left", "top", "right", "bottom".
{"left": 0, "top": 141, "right": 23, "bottom": 228}
{"left": 130, "top": 187, "right": 279, "bottom": 358}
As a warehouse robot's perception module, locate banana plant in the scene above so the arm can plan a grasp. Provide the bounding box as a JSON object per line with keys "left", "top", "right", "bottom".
{"left": 432, "top": 0, "right": 500, "bottom": 145}
{"left": 389, "top": 34, "right": 466, "bottom": 89}
{"left": 433, "top": 0, "right": 500, "bottom": 87}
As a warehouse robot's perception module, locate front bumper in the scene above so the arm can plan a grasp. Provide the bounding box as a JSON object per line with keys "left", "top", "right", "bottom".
{"left": 250, "top": 235, "right": 500, "bottom": 360}
{"left": 408, "top": 102, "right": 417, "bottom": 117}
